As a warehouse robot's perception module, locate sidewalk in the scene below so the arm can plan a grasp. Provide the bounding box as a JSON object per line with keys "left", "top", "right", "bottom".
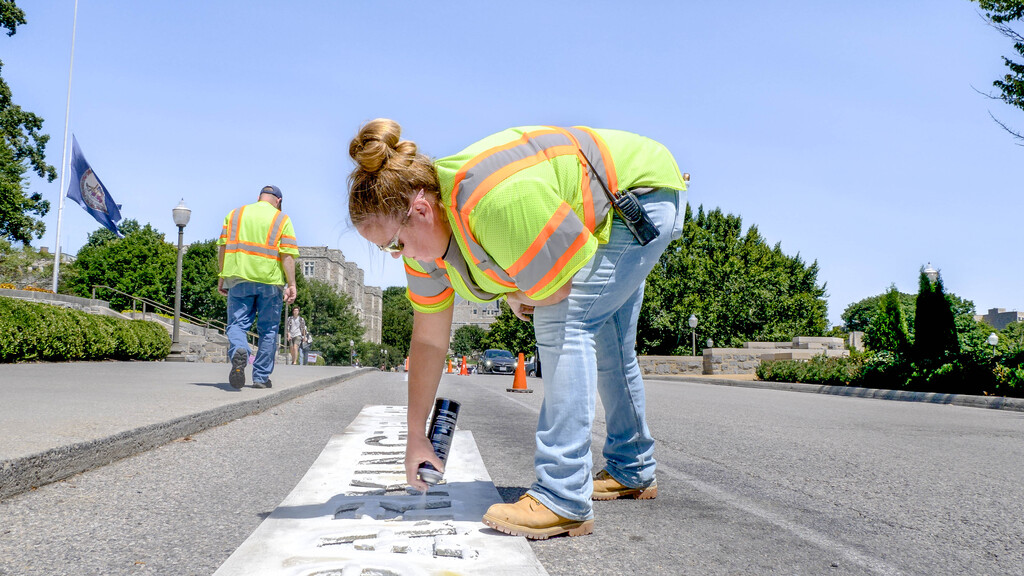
{"left": 0, "top": 362, "right": 372, "bottom": 501}
{"left": 648, "top": 374, "right": 1024, "bottom": 412}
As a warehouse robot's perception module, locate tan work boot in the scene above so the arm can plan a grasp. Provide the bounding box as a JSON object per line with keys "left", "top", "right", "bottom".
{"left": 592, "top": 469, "right": 658, "bottom": 501}
{"left": 482, "top": 494, "right": 594, "bottom": 539}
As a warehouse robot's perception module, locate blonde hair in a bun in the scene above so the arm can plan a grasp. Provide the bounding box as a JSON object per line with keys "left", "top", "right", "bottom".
{"left": 347, "top": 119, "right": 438, "bottom": 226}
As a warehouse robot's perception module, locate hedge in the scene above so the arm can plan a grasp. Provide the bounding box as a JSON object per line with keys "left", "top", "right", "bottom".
{"left": 0, "top": 296, "right": 171, "bottom": 362}
{"left": 757, "top": 352, "right": 1023, "bottom": 398}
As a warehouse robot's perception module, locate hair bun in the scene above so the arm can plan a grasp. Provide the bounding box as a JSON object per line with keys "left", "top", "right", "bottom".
{"left": 350, "top": 118, "right": 407, "bottom": 173}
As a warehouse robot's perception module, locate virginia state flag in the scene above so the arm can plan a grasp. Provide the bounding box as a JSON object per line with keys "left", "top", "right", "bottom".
{"left": 65, "top": 136, "right": 123, "bottom": 236}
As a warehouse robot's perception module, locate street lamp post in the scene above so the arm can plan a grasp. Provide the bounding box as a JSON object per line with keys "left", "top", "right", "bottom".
{"left": 350, "top": 339, "right": 355, "bottom": 366}
{"left": 988, "top": 332, "right": 999, "bottom": 357}
{"left": 168, "top": 199, "right": 191, "bottom": 361}
{"left": 924, "top": 262, "right": 938, "bottom": 284}
{"left": 688, "top": 314, "right": 698, "bottom": 356}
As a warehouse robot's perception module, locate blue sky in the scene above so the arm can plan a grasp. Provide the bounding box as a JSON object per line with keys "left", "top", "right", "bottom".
{"left": 5, "top": 1, "right": 1021, "bottom": 326}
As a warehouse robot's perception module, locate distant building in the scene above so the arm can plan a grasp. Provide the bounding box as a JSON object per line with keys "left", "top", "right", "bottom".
{"left": 297, "top": 246, "right": 382, "bottom": 343}
{"left": 976, "top": 308, "right": 1024, "bottom": 331}
{"left": 452, "top": 297, "right": 501, "bottom": 332}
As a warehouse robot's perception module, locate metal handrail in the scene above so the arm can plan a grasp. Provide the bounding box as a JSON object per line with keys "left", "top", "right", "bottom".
{"left": 90, "top": 284, "right": 261, "bottom": 349}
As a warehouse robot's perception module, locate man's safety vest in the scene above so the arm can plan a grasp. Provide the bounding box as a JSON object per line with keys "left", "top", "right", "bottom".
{"left": 217, "top": 200, "right": 298, "bottom": 285}
{"left": 405, "top": 126, "right": 687, "bottom": 314}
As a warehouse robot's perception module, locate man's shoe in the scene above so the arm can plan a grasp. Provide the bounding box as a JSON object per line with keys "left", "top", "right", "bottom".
{"left": 252, "top": 379, "right": 272, "bottom": 389}
{"left": 592, "top": 469, "right": 657, "bottom": 501}
{"left": 229, "top": 349, "right": 248, "bottom": 389}
{"left": 482, "top": 494, "right": 593, "bottom": 540}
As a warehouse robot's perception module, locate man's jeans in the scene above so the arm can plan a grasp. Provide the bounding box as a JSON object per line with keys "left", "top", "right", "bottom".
{"left": 529, "top": 187, "right": 686, "bottom": 521}
{"left": 226, "top": 282, "right": 283, "bottom": 384}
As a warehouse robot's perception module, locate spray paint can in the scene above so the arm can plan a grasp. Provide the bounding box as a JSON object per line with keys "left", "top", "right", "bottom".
{"left": 417, "top": 397, "right": 461, "bottom": 485}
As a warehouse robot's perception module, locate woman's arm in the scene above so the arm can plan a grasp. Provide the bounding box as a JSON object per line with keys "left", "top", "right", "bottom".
{"left": 505, "top": 279, "right": 574, "bottom": 321}
{"left": 405, "top": 305, "right": 455, "bottom": 491}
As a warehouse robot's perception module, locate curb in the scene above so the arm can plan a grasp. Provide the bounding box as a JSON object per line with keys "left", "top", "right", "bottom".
{"left": 0, "top": 368, "right": 375, "bottom": 502}
{"left": 648, "top": 375, "right": 1024, "bottom": 413}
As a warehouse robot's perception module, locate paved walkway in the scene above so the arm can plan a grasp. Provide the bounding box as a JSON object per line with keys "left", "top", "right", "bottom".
{"left": 0, "top": 362, "right": 371, "bottom": 500}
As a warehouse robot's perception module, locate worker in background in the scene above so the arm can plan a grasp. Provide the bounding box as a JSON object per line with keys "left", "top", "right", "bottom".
{"left": 217, "top": 185, "right": 299, "bottom": 389}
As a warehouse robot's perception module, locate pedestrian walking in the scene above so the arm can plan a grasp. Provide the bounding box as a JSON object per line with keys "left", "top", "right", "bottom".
{"left": 217, "top": 185, "right": 299, "bottom": 389}
{"left": 285, "top": 306, "right": 308, "bottom": 365}
{"left": 346, "top": 120, "right": 687, "bottom": 538}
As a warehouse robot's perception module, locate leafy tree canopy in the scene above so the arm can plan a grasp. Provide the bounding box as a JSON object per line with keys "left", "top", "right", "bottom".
{"left": 381, "top": 285, "right": 412, "bottom": 359}
{"left": 971, "top": 0, "right": 1024, "bottom": 141}
{"left": 484, "top": 301, "right": 536, "bottom": 357}
{"left": 0, "top": 2, "right": 55, "bottom": 244}
{"left": 451, "top": 324, "right": 488, "bottom": 358}
{"left": 300, "top": 277, "right": 364, "bottom": 366}
{"left": 913, "top": 270, "right": 960, "bottom": 362}
{"left": 61, "top": 220, "right": 177, "bottom": 311}
{"left": 842, "top": 284, "right": 975, "bottom": 343}
{"left": 866, "top": 285, "right": 912, "bottom": 355}
{"left": 638, "top": 205, "right": 828, "bottom": 355}
{"left": 179, "top": 239, "right": 224, "bottom": 324}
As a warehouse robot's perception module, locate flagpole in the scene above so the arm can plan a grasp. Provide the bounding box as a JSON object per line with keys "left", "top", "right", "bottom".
{"left": 51, "top": 0, "right": 80, "bottom": 293}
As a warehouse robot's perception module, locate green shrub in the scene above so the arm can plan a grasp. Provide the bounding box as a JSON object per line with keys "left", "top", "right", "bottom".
{"left": 0, "top": 297, "right": 170, "bottom": 362}
{"left": 756, "top": 354, "right": 865, "bottom": 386}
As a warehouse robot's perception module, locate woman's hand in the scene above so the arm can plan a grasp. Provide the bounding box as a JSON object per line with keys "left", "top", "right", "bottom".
{"left": 506, "top": 291, "right": 535, "bottom": 321}
{"left": 405, "top": 433, "right": 444, "bottom": 492}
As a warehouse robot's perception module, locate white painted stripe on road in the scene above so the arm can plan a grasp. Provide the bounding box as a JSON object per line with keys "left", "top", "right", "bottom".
{"left": 214, "top": 405, "right": 548, "bottom": 576}
{"left": 471, "top": 380, "right": 904, "bottom": 576}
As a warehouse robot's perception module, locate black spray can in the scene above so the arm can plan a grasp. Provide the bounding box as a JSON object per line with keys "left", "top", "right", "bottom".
{"left": 417, "top": 397, "right": 461, "bottom": 485}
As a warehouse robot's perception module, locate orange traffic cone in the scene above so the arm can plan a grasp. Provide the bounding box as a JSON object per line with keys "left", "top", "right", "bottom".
{"left": 447, "top": 358, "right": 453, "bottom": 374}
{"left": 404, "top": 357, "right": 409, "bottom": 372}
{"left": 460, "top": 356, "right": 468, "bottom": 375}
{"left": 507, "top": 352, "right": 533, "bottom": 393}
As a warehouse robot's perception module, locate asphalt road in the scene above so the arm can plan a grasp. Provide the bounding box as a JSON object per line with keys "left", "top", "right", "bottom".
{"left": 1, "top": 371, "right": 1022, "bottom": 576}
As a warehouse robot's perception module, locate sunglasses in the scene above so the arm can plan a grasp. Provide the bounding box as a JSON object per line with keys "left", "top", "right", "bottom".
{"left": 379, "top": 189, "right": 424, "bottom": 253}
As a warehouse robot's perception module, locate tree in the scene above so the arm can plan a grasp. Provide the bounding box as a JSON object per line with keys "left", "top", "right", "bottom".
{"left": 381, "top": 286, "right": 413, "bottom": 359}
{"left": 451, "top": 324, "right": 488, "bottom": 358}
{"left": 179, "top": 239, "right": 225, "bottom": 324}
{"left": 61, "top": 220, "right": 176, "bottom": 311}
{"left": 842, "top": 291, "right": 917, "bottom": 334}
{"left": 971, "top": 0, "right": 1024, "bottom": 141}
{"left": 912, "top": 270, "right": 960, "bottom": 362}
{"left": 843, "top": 287, "right": 975, "bottom": 342}
{"left": 638, "top": 205, "right": 828, "bottom": 355}
{"left": 866, "top": 285, "right": 912, "bottom": 355}
{"left": 301, "top": 278, "right": 363, "bottom": 366}
{"left": 484, "top": 301, "right": 536, "bottom": 357}
{"left": 0, "top": 2, "right": 56, "bottom": 244}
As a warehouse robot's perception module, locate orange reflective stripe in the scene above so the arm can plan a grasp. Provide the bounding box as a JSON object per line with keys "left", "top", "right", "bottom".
{"left": 550, "top": 127, "right": 595, "bottom": 230}
{"left": 267, "top": 212, "right": 283, "bottom": 246}
{"left": 482, "top": 269, "right": 517, "bottom": 288}
{"left": 505, "top": 202, "right": 572, "bottom": 277}
{"left": 578, "top": 126, "right": 617, "bottom": 195}
{"left": 224, "top": 246, "right": 281, "bottom": 260}
{"left": 405, "top": 264, "right": 432, "bottom": 278}
{"left": 461, "top": 143, "right": 575, "bottom": 219}
{"left": 523, "top": 229, "right": 589, "bottom": 298}
{"left": 409, "top": 287, "right": 454, "bottom": 306}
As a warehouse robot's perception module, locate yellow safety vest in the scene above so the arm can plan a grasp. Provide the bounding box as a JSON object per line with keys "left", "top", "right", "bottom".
{"left": 406, "top": 126, "right": 687, "bottom": 313}
{"left": 217, "top": 200, "right": 299, "bottom": 285}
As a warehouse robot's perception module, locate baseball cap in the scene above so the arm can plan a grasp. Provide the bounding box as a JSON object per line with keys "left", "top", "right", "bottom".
{"left": 260, "top": 185, "right": 283, "bottom": 199}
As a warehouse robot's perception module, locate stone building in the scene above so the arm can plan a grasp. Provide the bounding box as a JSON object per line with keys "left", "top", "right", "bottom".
{"left": 297, "top": 246, "right": 382, "bottom": 343}
{"left": 976, "top": 308, "right": 1024, "bottom": 331}
{"left": 451, "top": 297, "right": 501, "bottom": 332}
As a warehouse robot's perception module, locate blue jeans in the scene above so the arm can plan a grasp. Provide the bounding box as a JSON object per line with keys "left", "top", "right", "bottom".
{"left": 226, "top": 281, "right": 284, "bottom": 384}
{"left": 529, "top": 187, "right": 686, "bottom": 521}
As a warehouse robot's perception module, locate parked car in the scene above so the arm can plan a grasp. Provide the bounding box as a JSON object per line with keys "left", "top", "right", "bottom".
{"left": 525, "top": 355, "right": 541, "bottom": 377}
{"left": 478, "top": 349, "right": 516, "bottom": 374}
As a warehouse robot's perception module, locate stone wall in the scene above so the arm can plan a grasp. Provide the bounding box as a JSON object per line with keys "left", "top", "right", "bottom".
{"left": 638, "top": 337, "right": 851, "bottom": 376}
{"left": 639, "top": 355, "right": 703, "bottom": 376}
